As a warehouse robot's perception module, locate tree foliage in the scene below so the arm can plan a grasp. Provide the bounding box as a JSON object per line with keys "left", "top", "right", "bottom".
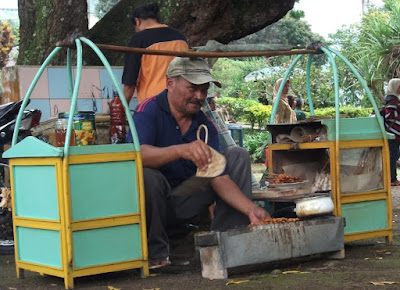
{"left": 211, "top": 11, "right": 341, "bottom": 109}
{"left": 0, "top": 21, "right": 15, "bottom": 69}
{"left": 328, "top": 0, "right": 400, "bottom": 103}
{"left": 232, "top": 11, "right": 323, "bottom": 48}
{"left": 94, "top": 0, "right": 120, "bottom": 19}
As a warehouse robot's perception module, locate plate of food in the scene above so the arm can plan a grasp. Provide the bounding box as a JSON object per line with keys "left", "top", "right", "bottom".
{"left": 268, "top": 174, "right": 307, "bottom": 190}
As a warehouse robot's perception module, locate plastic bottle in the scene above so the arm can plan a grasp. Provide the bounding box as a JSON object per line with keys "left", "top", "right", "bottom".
{"left": 109, "top": 91, "right": 126, "bottom": 144}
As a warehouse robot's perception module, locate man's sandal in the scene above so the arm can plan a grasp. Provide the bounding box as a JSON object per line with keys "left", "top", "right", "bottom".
{"left": 391, "top": 180, "right": 400, "bottom": 186}
{"left": 148, "top": 257, "right": 170, "bottom": 269}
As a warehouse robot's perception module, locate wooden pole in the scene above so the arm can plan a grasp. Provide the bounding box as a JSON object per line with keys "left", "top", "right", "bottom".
{"left": 56, "top": 42, "right": 319, "bottom": 58}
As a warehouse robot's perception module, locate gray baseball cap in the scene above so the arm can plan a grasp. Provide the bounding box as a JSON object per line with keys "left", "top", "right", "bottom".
{"left": 167, "top": 57, "right": 222, "bottom": 88}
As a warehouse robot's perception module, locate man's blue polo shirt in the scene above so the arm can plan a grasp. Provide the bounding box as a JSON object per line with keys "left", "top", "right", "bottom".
{"left": 130, "top": 89, "right": 223, "bottom": 189}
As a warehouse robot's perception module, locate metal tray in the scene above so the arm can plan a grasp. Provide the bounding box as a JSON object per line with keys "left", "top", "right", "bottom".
{"left": 269, "top": 181, "right": 307, "bottom": 190}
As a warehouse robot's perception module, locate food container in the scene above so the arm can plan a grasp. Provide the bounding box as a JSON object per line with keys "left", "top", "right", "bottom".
{"left": 55, "top": 118, "right": 75, "bottom": 147}
{"left": 59, "top": 111, "right": 97, "bottom": 146}
{"left": 294, "top": 195, "right": 334, "bottom": 218}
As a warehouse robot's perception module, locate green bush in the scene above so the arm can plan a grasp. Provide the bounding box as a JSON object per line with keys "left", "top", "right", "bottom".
{"left": 243, "top": 129, "right": 269, "bottom": 162}
{"left": 217, "top": 97, "right": 274, "bottom": 128}
{"left": 217, "top": 97, "right": 258, "bottom": 122}
{"left": 244, "top": 104, "right": 272, "bottom": 129}
{"left": 313, "top": 106, "right": 371, "bottom": 118}
{"left": 217, "top": 98, "right": 371, "bottom": 132}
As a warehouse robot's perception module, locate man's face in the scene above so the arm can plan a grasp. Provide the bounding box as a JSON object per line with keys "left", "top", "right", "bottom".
{"left": 167, "top": 77, "right": 209, "bottom": 115}
{"left": 283, "top": 80, "right": 290, "bottom": 95}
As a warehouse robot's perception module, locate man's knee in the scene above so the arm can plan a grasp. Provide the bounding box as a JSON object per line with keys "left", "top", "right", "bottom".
{"left": 224, "top": 146, "right": 251, "bottom": 164}
{"left": 144, "top": 168, "right": 165, "bottom": 182}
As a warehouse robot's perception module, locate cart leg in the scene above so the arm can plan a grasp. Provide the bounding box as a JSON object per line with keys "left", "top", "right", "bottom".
{"left": 199, "top": 246, "right": 227, "bottom": 279}
{"left": 328, "top": 248, "right": 345, "bottom": 259}
{"left": 64, "top": 276, "right": 74, "bottom": 289}
{"left": 140, "top": 264, "right": 149, "bottom": 278}
{"left": 16, "top": 267, "right": 24, "bottom": 278}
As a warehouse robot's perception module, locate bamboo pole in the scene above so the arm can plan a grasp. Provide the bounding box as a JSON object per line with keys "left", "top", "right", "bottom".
{"left": 56, "top": 42, "right": 319, "bottom": 58}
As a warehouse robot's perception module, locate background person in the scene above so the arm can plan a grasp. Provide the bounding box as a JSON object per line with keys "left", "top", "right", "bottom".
{"left": 383, "top": 78, "right": 400, "bottom": 186}
{"left": 272, "top": 78, "right": 297, "bottom": 124}
{"left": 294, "top": 97, "right": 306, "bottom": 121}
{"left": 122, "top": 2, "right": 188, "bottom": 105}
{"left": 132, "top": 57, "right": 270, "bottom": 268}
{"left": 258, "top": 96, "right": 269, "bottom": 105}
{"left": 287, "top": 93, "right": 296, "bottom": 109}
{"left": 206, "top": 96, "right": 217, "bottom": 112}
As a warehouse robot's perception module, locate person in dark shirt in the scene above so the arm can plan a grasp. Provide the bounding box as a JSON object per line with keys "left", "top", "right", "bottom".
{"left": 132, "top": 57, "right": 270, "bottom": 268}
{"left": 122, "top": 2, "right": 188, "bottom": 105}
{"left": 294, "top": 97, "right": 306, "bottom": 121}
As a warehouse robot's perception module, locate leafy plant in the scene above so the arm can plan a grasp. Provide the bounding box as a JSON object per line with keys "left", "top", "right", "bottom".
{"left": 243, "top": 130, "right": 270, "bottom": 162}
{"left": 94, "top": 0, "right": 120, "bottom": 19}
{"left": 0, "top": 21, "right": 15, "bottom": 69}
{"left": 217, "top": 97, "right": 260, "bottom": 122}
{"left": 313, "top": 106, "right": 372, "bottom": 118}
{"left": 243, "top": 104, "right": 271, "bottom": 129}
{"left": 329, "top": 0, "right": 400, "bottom": 103}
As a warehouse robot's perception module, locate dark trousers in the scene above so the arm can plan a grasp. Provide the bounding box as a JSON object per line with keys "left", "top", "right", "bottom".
{"left": 143, "top": 146, "right": 252, "bottom": 259}
{"left": 388, "top": 139, "right": 400, "bottom": 182}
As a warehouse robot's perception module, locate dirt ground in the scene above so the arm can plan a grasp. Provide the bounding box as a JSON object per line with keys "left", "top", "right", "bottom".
{"left": 1, "top": 188, "right": 400, "bottom": 289}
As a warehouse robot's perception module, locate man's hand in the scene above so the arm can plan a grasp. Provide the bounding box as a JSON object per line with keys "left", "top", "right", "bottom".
{"left": 178, "top": 140, "right": 212, "bottom": 171}
{"left": 248, "top": 205, "right": 271, "bottom": 224}
{"left": 141, "top": 140, "right": 212, "bottom": 170}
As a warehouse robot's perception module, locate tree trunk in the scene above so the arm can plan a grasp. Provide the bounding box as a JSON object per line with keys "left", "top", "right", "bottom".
{"left": 18, "top": 0, "right": 295, "bottom": 66}
{"left": 17, "top": 0, "right": 88, "bottom": 66}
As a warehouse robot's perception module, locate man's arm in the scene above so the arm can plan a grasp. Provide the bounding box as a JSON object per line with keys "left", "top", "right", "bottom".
{"left": 123, "top": 84, "right": 136, "bottom": 105}
{"left": 140, "top": 140, "right": 213, "bottom": 171}
{"left": 211, "top": 175, "right": 271, "bottom": 224}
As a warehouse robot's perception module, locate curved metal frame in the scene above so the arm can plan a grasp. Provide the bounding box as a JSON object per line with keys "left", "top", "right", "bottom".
{"left": 11, "top": 37, "right": 141, "bottom": 155}
{"left": 269, "top": 44, "right": 386, "bottom": 140}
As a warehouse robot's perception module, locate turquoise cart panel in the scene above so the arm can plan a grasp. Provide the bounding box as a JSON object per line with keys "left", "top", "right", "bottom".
{"left": 342, "top": 200, "right": 388, "bottom": 234}
{"left": 17, "top": 227, "right": 62, "bottom": 268}
{"left": 69, "top": 143, "right": 136, "bottom": 155}
{"left": 69, "top": 160, "right": 138, "bottom": 220}
{"left": 73, "top": 224, "right": 142, "bottom": 268}
{"left": 3, "top": 137, "right": 63, "bottom": 158}
{"left": 322, "top": 117, "right": 385, "bottom": 141}
{"left": 13, "top": 165, "right": 59, "bottom": 220}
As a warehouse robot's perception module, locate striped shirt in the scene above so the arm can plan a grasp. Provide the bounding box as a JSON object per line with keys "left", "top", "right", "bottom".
{"left": 384, "top": 96, "right": 400, "bottom": 140}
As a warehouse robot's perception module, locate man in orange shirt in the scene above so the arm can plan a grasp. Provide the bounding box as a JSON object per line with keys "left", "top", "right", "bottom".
{"left": 122, "top": 3, "right": 189, "bottom": 105}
